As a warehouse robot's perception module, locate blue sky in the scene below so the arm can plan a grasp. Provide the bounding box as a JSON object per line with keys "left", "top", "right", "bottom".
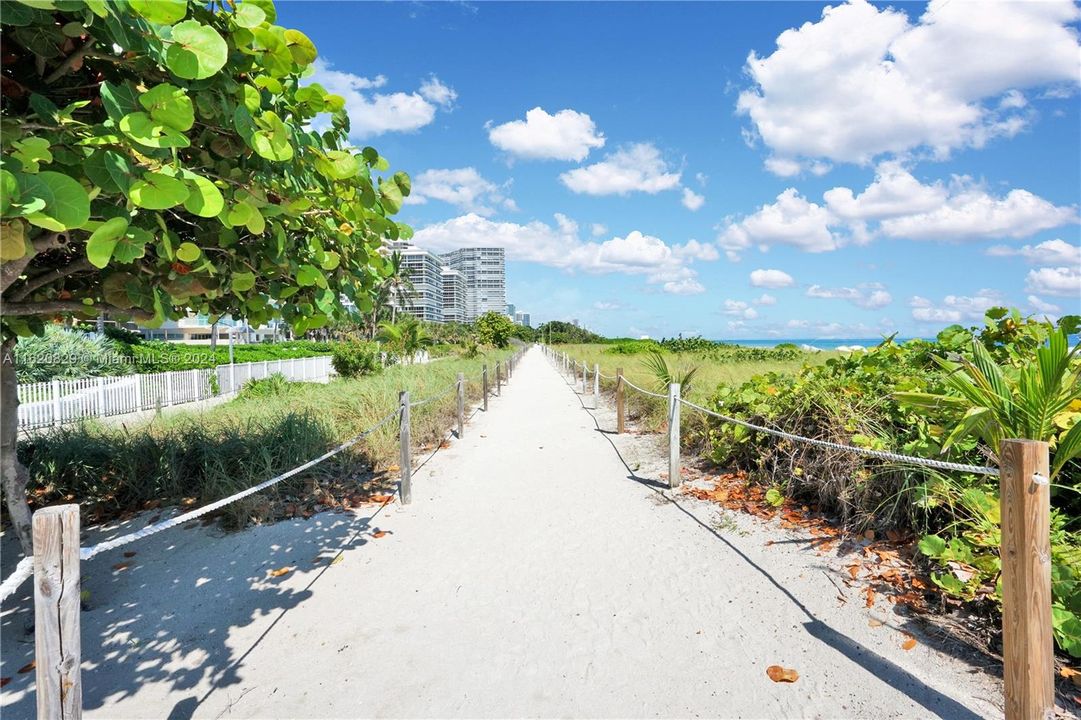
{"left": 282, "top": 0, "right": 1081, "bottom": 339}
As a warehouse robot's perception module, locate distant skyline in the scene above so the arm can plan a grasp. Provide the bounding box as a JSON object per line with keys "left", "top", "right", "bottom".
{"left": 286, "top": 1, "right": 1081, "bottom": 339}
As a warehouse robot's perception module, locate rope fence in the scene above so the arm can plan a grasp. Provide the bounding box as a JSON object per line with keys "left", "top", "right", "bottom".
{"left": 0, "top": 350, "right": 525, "bottom": 607}
{"left": 541, "top": 342, "right": 1053, "bottom": 719}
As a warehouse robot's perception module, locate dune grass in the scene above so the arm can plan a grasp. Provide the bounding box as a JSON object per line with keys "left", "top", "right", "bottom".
{"left": 554, "top": 343, "right": 831, "bottom": 432}
{"left": 19, "top": 349, "right": 514, "bottom": 527}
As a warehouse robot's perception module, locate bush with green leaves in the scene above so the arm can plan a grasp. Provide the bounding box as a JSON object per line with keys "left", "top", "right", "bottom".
{"left": 237, "top": 371, "right": 296, "bottom": 400}
{"left": 701, "top": 308, "right": 1080, "bottom": 657}
{"left": 331, "top": 340, "right": 381, "bottom": 379}
{"left": 474, "top": 311, "right": 514, "bottom": 348}
{"left": 13, "top": 324, "right": 135, "bottom": 382}
{"left": 0, "top": 0, "right": 413, "bottom": 554}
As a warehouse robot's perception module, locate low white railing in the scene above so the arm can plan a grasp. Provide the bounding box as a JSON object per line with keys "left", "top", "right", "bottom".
{"left": 17, "top": 356, "right": 335, "bottom": 430}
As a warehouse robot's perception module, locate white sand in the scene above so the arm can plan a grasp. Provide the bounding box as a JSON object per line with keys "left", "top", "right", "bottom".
{"left": 0, "top": 346, "right": 1002, "bottom": 719}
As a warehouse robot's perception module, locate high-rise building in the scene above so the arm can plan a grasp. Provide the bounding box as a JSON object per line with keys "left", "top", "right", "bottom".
{"left": 440, "top": 247, "right": 506, "bottom": 322}
{"left": 505, "top": 303, "right": 516, "bottom": 318}
{"left": 392, "top": 244, "right": 444, "bottom": 322}
{"left": 514, "top": 311, "right": 531, "bottom": 327}
{"left": 441, "top": 268, "right": 467, "bottom": 323}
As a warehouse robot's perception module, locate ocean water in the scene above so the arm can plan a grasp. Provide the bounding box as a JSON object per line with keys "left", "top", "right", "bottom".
{"left": 726, "top": 338, "right": 930, "bottom": 351}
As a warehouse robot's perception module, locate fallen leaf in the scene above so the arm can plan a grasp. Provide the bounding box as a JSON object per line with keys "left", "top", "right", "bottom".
{"left": 387, "top": 464, "right": 400, "bottom": 472}
{"left": 0, "top": 677, "right": 10, "bottom": 688}
{"left": 901, "top": 634, "right": 917, "bottom": 651}
{"left": 766, "top": 665, "right": 799, "bottom": 683}
{"left": 123, "top": 551, "right": 137, "bottom": 558}
{"left": 868, "top": 617, "right": 885, "bottom": 628}
{"left": 268, "top": 566, "right": 293, "bottom": 577}
{"left": 17, "top": 661, "right": 34, "bottom": 674}
{"left": 112, "top": 562, "right": 130, "bottom": 572}
{"left": 372, "top": 530, "right": 390, "bottom": 539}
{"left": 846, "top": 564, "right": 861, "bottom": 579}
{"left": 863, "top": 586, "right": 876, "bottom": 608}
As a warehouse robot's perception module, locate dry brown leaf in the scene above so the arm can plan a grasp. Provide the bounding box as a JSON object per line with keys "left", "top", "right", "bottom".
{"left": 372, "top": 530, "right": 390, "bottom": 539}
{"left": 846, "top": 564, "right": 861, "bottom": 579}
{"left": 387, "top": 464, "right": 400, "bottom": 472}
{"left": 17, "top": 661, "right": 34, "bottom": 674}
{"left": 901, "top": 634, "right": 917, "bottom": 651}
{"left": 863, "top": 586, "right": 876, "bottom": 608}
{"left": 123, "top": 551, "right": 137, "bottom": 558}
{"left": 268, "top": 566, "right": 293, "bottom": 577}
{"left": 0, "top": 677, "right": 10, "bottom": 688}
{"left": 112, "top": 562, "right": 130, "bottom": 572}
{"left": 868, "top": 617, "right": 884, "bottom": 628}
{"left": 766, "top": 665, "right": 799, "bottom": 683}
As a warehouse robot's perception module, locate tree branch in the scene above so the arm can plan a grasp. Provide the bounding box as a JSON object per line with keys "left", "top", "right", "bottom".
{"left": 45, "top": 35, "right": 96, "bottom": 84}
{"left": 0, "top": 232, "right": 68, "bottom": 294}
{"left": 1, "top": 299, "right": 152, "bottom": 322}
{"left": 7, "top": 257, "right": 94, "bottom": 302}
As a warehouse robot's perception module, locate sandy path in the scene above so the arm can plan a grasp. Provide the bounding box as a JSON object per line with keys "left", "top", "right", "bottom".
{"left": 0, "top": 346, "right": 1002, "bottom": 719}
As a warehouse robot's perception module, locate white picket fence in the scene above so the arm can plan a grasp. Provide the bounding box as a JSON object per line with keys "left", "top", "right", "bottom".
{"left": 17, "top": 356, "right": 335, "bottom": 430}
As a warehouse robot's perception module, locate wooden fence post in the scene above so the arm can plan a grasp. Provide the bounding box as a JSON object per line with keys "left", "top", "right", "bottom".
{"left": 482, "top": 365, "right": 489, "bottom": 411}
{"left": 496, "top": 361, "right": 502, "bottom": 396}
{"left": 616, "top": 368, "right": 625, "bottom": 434}
{"left": 456, "top": 373, "right": 465, "bottom": 439}
{"left": 668, "top": 382, "right": 681, "bottom": 489}
{"left": 1000, "top": 439, "right": 1053, "bottom": 720}
{"left": 33, "top": 504, "right": 82, "bottom": 720}
{"left": 398, "top": 391, "right": 412, "bottom": 505}
{"left": 593, "top": 363, "right": 599, "bottom": 405}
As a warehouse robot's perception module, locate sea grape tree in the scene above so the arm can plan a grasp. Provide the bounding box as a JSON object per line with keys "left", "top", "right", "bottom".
{"left": 0, "top": 0, "right": 412, "bottom": 553}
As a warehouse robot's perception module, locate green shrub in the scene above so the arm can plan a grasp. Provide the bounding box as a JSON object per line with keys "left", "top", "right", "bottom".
{"left": 331, "top": 341, "right": 381, "bottom": 378}
{"left": 237, "top": 373, "right": 297, "bottom": 400}
{"left": 605, "top": 340, "right": 662, "bottom": 355}
{"left": 14, "top": 326, "right": 136, "bottom": 383}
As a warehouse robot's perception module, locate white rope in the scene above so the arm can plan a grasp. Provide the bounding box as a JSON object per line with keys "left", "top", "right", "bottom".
{"left": 677, "top": 397, "right": 1000, "bottom": 477}
{"left": 79, "top": 407, "right": 403, "bottom": 561}
{"left": 0, "top": 557, "right": 34, "bottom": 604}
{"left": 620, "top": 377, "right": 669, "bottom": 400}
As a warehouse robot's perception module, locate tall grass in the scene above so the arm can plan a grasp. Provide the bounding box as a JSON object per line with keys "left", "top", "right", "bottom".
{"left": 18, "top": 349, "right": 513, "bottom": 527}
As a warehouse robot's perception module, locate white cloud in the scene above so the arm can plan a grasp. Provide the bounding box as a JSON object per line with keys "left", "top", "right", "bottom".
{"left": 663, "top": 278, "right": 706, "bottom": 295}
{"left": 806, "top": 283, "right": 892, "bottom": 309}
{"left": 308, "top": 59, "right": 456, "bottom": 138}
{"left": 763, "top": 157, "right": 802, "bottom": 177}
{"left": 593, "top": 301, "right": 624, "bottom": 311}
{"left": 487, "top": 107, "right": 605, "bottom": 161}
{"left": 412, "top": 213, "right": 712, "bottom": 294}
{"left": 880, "top": 183, "right": 1077, "bottom": 241}
{"left": 987, "top": 239, "right": 1081, "bottom": 266}
{"left": 749, "top": 268, "right": 795, "bottom": 288}
{"left": 823, "top": 161, "right": 947, "bottom": 221}
{"left": 695, "top": 172, "right": 709, "bottom": 186}
{"left": 1025, "top": 266, "right": 1080, "bottom": 297}
{"left": 681, "top": 187, "right": 705, "bottom": 211}
{"left": 910, "top": 290, "right": 1004, "bottom": 323}
{"left": 722, "top": 300, "right": 759, "bottom": 320}
{"left": 754, "top": 293, "right": 777, "bottom": 306}
{"left": 560, "top": 143, "right": 681, "bottom": 196}
{"left": 720, "top": 189, "right": 838, "bottom": 259}
{"left": 1027, "top": 295, "right": 1062, "bottom": 315}
{"left": 737, "top": 0, "right": 1081, "bottom": 167}
{"left": 673, "top": 239, "right": 719, "bottom": 262}
{"left": 591, "top": 223, "right": 608, "bottom": 237}
{"left": 406, "top": 168, "right": 514, "bottom": 216}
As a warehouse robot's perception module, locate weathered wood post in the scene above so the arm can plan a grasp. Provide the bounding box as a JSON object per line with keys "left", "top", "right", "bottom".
{"left": 667, "top": 382, "right": 681, "bottom": 489}
{"left": 616, "top": 368, "right": 625, "bottom": 434}
{"left": 33, "top": 504, "right": 82, "bottom": 720}
{"left": 398, "top": 391, "right": 412, "bottom": 505}
{"left": 1000, "top": 439, "right": 1053, "bottom": 720}
{"left": 593, "top": 363, "right": 599, "bottom": 406}
{"left": 495, "top": 361, "right": 502, "bottom": 395}
{"left": 482, "top": 365, "right": 489, "bottom": 411}
{"left": 456, "top": 373, "right": 465, "bottom": 439}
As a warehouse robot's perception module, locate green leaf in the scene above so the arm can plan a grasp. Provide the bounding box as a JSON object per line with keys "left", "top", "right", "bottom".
{"left": 99, "top": 81, "right": 141, "bottom": 124}
{"left": 139, "top": 83, "right": 195, "bottom": 132}
{"left": 233, "top": 3, "right": 266, "bottom": 28}
{"left": 251, "top": 111, "right": 293, "bottom": 161}
{"left": 1052, "top": 417, "right": 1081, "bottom": 478}
{"left": 180, "top": 172, "right": 224, "bottom": 218}
{"left": 120, "top": 111, "right": 191, "bottom": 149}
{"left": 296, "top": 264, "right": 322, "bottom": 287}
{"left": 12, "top": 137, "right": 52, "bottom": 173}
{"left": 21, "top": 171, "right": 90, "bottom": 231}
{"left": 0, "top": 221, "right": 27, "bottom": 260}
{"left": 393, "top": 171, "right": 411, "bottom": 196}
{"left": 113, "top": 226, "right": 151, "bottom": 264}
{"left": 175, "top": 242, "right": 201, "bottom": 262}
{"left": 86, "top": 216, "right": 129, "bottom": 268}
{"left": 764, "top": 487, "right": 784, "bottom": 507}
{"left": 283, "top": 29, "right": 317, "bottom": 65}
{"left": 129, "top": 0, "right": 186, "bottom": 24}
{"left": 231, "top": 271, "right": 256, "bottom": 292}
{"left": 166, "top": 20, "right": 228, "bottom": 80}
{"left": 379, "top": 180, "right": 403, "bottom": 214}
{"left": 917, "top": 534, "right": 947, "bottom": 559}
{"left": 0, "top": 169, "right": 19, "bottom": 214}
{"left": 128, "top": 172, "right": 191, "bottom": 210}
{"left": 245, "top": 0, "right": 277, "bottom": 22}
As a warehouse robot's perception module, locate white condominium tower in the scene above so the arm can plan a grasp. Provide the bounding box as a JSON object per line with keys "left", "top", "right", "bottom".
{"left": 439, "top": 247, "right": 506, "bottom": 322}
{"left": 441, "top": 267, "right": 467, "bottom": 324}
{"left": 389, "top": 243, "right": 444, "bottom": 322}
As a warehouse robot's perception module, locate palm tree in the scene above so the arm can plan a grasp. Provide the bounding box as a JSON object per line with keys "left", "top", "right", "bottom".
{"left": 365, "top": 252, "right": 413, "bottom": 339}
{"left": 377, "top": 315, "right": 432, "bottom": 364}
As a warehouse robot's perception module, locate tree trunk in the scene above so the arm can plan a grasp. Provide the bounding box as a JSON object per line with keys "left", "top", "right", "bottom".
{"left": 210, "top": 320, "right": 218, "bottom": 352}
{"left": 1, "top": 337, "right": 33, "bottom": 555}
